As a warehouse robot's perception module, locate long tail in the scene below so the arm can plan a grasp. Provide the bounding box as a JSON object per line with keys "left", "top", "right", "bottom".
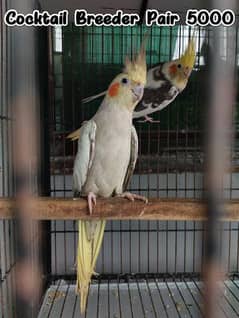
{"left": 76, "top": 220, "right": 106, "bottom": 313}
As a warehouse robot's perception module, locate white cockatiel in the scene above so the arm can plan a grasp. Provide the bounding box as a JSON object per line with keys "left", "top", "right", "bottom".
{"left": 71, "top": 43, "right": 147, "bottom": 313}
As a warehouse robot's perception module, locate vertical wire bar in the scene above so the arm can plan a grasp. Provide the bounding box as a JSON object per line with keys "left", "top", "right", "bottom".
{"left": 156, "top": 25, "right": 161, "bottom": 273}
{"left": 72, "top": 27, "right": 77, "bottom": 272}
{"left": 235, "top": 23, "right": 239, "bottom": 274}
{"left": 61, "top": 26, "right": 67, "bottom": 275}
{"left": 191, "top": 26, "right": 196, "bottom": 274}
{"left": 175, "top": 25, "right": 180, "bottom": 274}
{"left": 165, "top": 27, "right": 170, "bottom": 275}
{"left": 8, "top": 0, "right": 18, "bottom": 312}
{"left": 50, "top": 27, "right": 57, "bottom": 276}
{"left": 11, "top": 2, "right": 41, "bottom": 316}
{"left": 119, "top": 27, "right": 123, "bottom": 274}
{"left": 147, "top": 91, "right": 150, "bottom": 273}
{"left": 0, "top": 1, "right": 9, "bottom": 317}
{"left": 136, "top": 24, "right": 142, "bottom": 274}
{"left": 175, "top": 26, "right": 182, "bottom": 274}
{"left": 230, "top": 18, "right": 238, "bottom": 275}
{"left": 1, "top": 7, "right": 8, "bottom": 315}
{"left": 204, "top": 2, "right": 237, "bottom": 316}
{"left": 201, "top": 27, "right": 209, "bottom": 274}
{"left": 38, "top": 26, "right": 52, "bottom": 291}
{"left": 180, "top": 25, "right": 187, "bottom": 274}
{"left": 185, "top": 26, "right": 190, "bottom": 273}
{"left": 110, "top": 24, "right": 116, "bottom": 273}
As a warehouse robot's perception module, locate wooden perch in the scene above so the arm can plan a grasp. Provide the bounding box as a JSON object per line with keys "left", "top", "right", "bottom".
{"left": 0, "top": 197, "right": 239, "bottom": 221}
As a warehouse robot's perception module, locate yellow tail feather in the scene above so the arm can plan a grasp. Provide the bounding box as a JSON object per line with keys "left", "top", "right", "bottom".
{"left": 76, "top": 220, "right": 106, "bottom": 313}
{"left": 66, "top": 128, "right": 81, "bottom": 141}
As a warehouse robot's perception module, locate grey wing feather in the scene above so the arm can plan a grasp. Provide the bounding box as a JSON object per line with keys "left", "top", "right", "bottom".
{"left": 123, "top": 126, "right": 138, "bottom": 191}
{"left": 133, "top": 85, "right": 179, "bottom": 119}
{"left": 73, "top": 120, "right": 97, "bottom": 194}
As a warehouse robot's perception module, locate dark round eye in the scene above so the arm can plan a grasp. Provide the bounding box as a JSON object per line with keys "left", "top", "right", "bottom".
{"left": 177, "top": 64, "right": 182, "bottom": 69}
{"left": 121, "top": 78, "right": 128, "bottom": 84}
{"left": 156, "top": 69, "right": 161, "bottom": 75}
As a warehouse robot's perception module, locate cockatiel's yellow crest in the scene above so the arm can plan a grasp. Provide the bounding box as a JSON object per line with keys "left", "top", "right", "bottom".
{"left": 179, "top": 37, "right": 196, "bottom": 70}
{"left": 167, "top": 37, "right": 196, "bottom": 91}
{"left": 106, "top": 39, "right": 147, "bottom": 101}
{"left": 169, "top": 37, "right": 196, "bottom": 77}
{"left": 123, "top": 43, "right": 147, "bottom": 85}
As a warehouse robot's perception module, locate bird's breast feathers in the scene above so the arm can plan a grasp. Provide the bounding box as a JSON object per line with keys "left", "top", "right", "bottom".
{"left": 82, "top": 107, "right": 133, "bottom": 197}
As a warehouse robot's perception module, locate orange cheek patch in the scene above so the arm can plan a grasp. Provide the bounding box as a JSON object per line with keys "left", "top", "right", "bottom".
{"left": 108, "top": 82, "right": 120, "bottom": 97}
{"left": 169, "top": 64, "right": 177, "bottom": 75}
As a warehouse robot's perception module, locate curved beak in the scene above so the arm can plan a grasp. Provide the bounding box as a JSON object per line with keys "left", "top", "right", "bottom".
{"left": 131, "top": 83, "right": 144, "bottom": 101}
{"left": 183, "top": 66, "right": 192, "bottom": 78}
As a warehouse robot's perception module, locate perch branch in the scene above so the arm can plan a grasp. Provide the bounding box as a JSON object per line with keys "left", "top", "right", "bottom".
{"left": 0, "top": 197, "right": 239, "bottom": 221}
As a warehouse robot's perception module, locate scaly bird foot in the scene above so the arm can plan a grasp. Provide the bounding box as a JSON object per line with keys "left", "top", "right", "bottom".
{"left": 119, "top": 192, "right": 148, "bottom": 204}
{"left": 137, "top": 115, "right": 160, "bottom": 123}
{"left": 87, "top": 192, "right": 97, "bottom": 215}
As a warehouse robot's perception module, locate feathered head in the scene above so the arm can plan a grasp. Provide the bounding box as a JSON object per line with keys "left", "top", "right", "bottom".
{"left": 104, "top": 37, "right": 147, "bottom": 110}
{"left": 81, "top": 35, "right": 147, "bottom": 106}
{"left": 163, "top": 37, "right": 196, "bottom": 91}
{"left": 123, "top": 42, "right": 147, "bottom": 86}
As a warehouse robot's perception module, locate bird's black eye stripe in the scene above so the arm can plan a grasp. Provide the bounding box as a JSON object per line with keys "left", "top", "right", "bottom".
{"left": 121, "top": 78, "right": 128, "bottom": 84}
{"left": 177, "top": 64, "right": 182, "bottom": 68}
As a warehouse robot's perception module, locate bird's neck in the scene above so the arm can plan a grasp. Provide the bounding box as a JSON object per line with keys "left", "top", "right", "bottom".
{"left": 99, "top": 96, "right": 135, "bottom": 114}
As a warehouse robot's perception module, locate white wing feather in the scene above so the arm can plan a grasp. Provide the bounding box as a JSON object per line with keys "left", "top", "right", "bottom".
{"left": 123, "top": 126, "right": 138, "bottom": 190}
{"left": 73, "top": 120, "right": 97, "bottom": 193}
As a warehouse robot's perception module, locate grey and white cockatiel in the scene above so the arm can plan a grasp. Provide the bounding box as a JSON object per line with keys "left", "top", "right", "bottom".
{"left": 69, "top": 42, "right": 147, "bottom": 313}
{"left": 133, "top": 38, "right": 196, "bottom": 121}
{"left": 76, "top": 38, "right": 196, "bottom": 124}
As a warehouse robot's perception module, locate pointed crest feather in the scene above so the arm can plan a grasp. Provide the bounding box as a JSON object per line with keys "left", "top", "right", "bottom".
{"left": 123, "top": 33, "right": 148, "bottom": 85}
{"left": 179, "top": 36, "right": 196, "bottom": 69}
